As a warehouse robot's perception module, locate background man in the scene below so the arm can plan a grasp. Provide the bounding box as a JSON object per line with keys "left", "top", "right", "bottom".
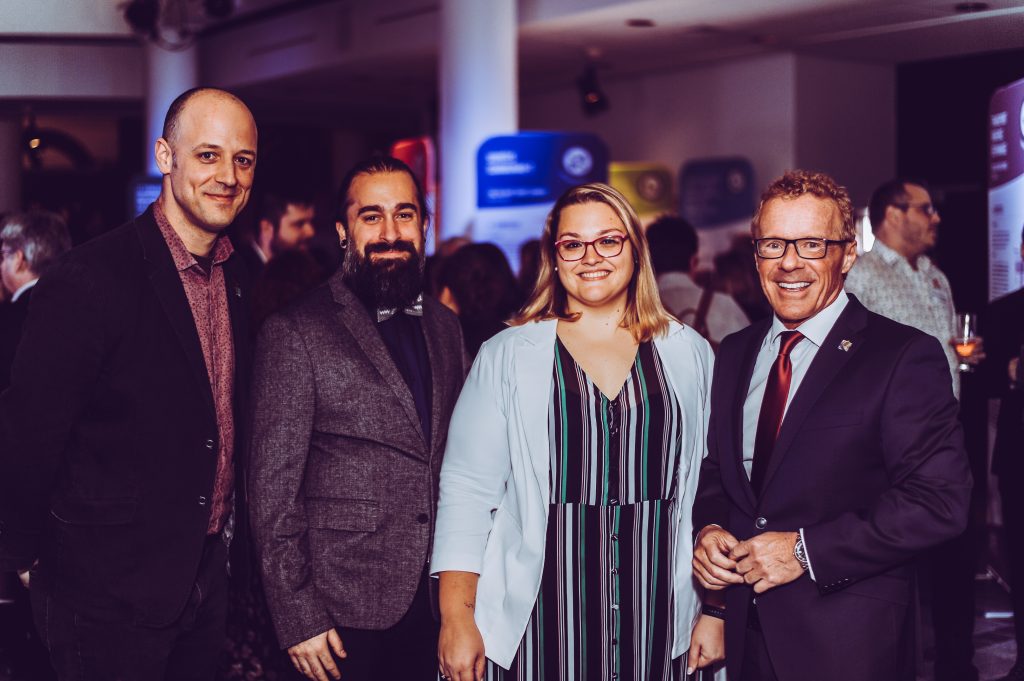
{"left": 241, "top": 189, "right": 316, "bottom": 277}
{"left": 0, "top": 87, "right": 257, "bottom": 680}
{"left": 845, "top": 178, "right": 980, "bottom": 681}
{"left": 249, "top": 156, "right": 465, "bottom": 681}
{"left": 0, "top": 210, "right": 71, "bottom": 391}
{"left": 646, "top": 214, "right": 749, "bottom": 345}
{"left": 692, "top": 170, "right": 971, "bottom": 681}
{"left": 981, "top": 231, "right": 1024, "bottom": 681}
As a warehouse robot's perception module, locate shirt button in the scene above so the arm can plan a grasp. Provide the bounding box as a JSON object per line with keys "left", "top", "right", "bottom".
{"left": 610, "top": 567, "right": 618, "bottom": 575}
{"left": 417, "top": 513, "right": 429, "bottom": 524}
{"left": 610, "top": 534, "right": 619, "bottom": 541}
{"left": 611, "top": 603, "right": 619, "bottom": 610}
{"left": 204, "top": 439, "right": 215, "bottom": 450}
{"left": 610, "top": 498, "right": 619, "bottom": 505}
{"left": 198, "top": 496, "right": 208, "bottom": 506}
{"left": 755, "top": 516, "right": 767, "bottom": 529}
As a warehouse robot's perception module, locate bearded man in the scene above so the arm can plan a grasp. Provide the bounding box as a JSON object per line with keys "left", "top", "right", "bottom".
{"left": 248, "top": 156, "right": 466, "bottom": 681}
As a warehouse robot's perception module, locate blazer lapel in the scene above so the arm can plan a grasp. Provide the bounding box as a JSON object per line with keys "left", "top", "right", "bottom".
{"left": 421, "top": 297, "right": 451, "bottom": 458}
{"left": 759, "top": 298, "right": 868, "bottom": 496}
{"left": 513, "top": 320, "right": 559, "bottom": 493}
{"left": 329, "top": 274, "right": 427, "bottom": 456}
{"left": 733, "top": 320, "right": 769, "bottom": 510}
{"left": 135, "top": 209, "right": 215, "bottom": 417}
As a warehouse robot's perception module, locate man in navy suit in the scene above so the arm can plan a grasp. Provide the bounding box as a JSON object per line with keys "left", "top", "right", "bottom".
{"left": 691, "top": 170, "right": 972, "bottom": 681}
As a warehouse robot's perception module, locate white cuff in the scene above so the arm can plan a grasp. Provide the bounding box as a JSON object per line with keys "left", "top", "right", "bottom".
{"left": 799, "top": 527, "right": 816, "bottom": 582}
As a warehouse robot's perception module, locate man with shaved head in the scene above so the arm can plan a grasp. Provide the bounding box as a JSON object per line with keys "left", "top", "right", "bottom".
{"left": 0, "top": 87, "right": 257, "bottom": 680}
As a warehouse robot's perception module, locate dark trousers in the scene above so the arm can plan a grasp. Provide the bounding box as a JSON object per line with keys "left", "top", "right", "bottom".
{"left": 334, "top": 570, "right": 439, "bottom": 681}
{"left": 32, "top": 533, "right": 228, "bottom": 681}
{"left": 1002, "top": 475, "right": 1024, "bottom": 660}
{"left": 927, "top": 529, "right": 978, "bottom": 681}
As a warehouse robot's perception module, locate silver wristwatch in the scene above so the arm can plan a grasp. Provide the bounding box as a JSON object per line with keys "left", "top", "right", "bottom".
{"left": 794, "top": 535, "right": 810, "bottom": 572}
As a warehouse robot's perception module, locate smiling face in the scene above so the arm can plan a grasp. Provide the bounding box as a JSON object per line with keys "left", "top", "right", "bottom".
{"left": 555, "top": 201, "right": 635, "bottom": 314}
{"left": 755, "top": 194, "right": 857, "bottom": 329}
{"left": 155, "top": 91, "right": 257, "bottom": 236}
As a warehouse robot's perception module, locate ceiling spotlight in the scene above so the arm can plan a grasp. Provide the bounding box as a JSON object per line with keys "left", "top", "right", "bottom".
{"left": 954, "top": 1, "right": 989, "bottom": 11}
{"left": 577, "top": 63, "right": 609, "bottom": 117}
{"left": 626, "top": 18, "right": 656, "bottom": 28}
{"left": 122, "top": 0, "right": 160, "bottom": 37}
{"left": 204, "top": 0, "right": 234, "bottom": 20}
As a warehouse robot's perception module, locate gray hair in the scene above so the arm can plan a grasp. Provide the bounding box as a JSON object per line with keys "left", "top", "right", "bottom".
{"left": 0, "top": 210, "right": 71, "bottom": 276}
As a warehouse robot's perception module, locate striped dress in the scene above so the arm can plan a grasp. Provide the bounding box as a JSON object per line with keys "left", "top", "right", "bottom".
{"left": 487, "top": 338, "right": 686, "bottom": 681}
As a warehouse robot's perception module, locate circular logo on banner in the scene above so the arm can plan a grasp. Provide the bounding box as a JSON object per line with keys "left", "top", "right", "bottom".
{"left": 727, "top": 168, "right": 748, "bottom": 194}
{"left": 562, "top": 146, "right": 593, "bottom": 178}
{"left": 636, "top": 172, "right": 667, "bottom": 202}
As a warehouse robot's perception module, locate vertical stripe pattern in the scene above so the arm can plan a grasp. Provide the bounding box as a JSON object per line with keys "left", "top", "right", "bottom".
{"left": 486, "top": 339, "right": 685, "bottom": 681}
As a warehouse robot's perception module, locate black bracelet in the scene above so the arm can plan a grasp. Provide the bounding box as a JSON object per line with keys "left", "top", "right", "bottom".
{"left": 701, "top": 604, "right": 726, "bottom": 620}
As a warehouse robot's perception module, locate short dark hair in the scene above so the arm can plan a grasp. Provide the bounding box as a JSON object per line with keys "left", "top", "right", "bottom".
{"left": 161, "top": 87, "right": 246, "bottom": 145}
{"left": 868, "top": 178, "right": 930, "bottom": 233}
{"left": 0, "top": 210, "right": 71, "bottom": 276}
{"left": 335, "top": 156, "right": 427, "bottom": 229}
{"left": 645, "top": 215, "right": 698, "bottom": 275}
{"left": 256, "top": 190, "right": 314, "bottom": 236}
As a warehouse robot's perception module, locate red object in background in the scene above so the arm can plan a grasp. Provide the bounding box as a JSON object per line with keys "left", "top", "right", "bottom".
{"left": 390, "top": 136, "right": 438, "bottom": 252}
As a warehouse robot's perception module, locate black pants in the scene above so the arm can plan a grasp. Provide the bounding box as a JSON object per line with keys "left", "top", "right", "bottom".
{"left": 1002, "top": 475, "right": 1024, "bottom": 661}
{"left": 738, "top": 604, "right": 779, "bottom": 681}
{"left": 927, "top": 529, "right": 978, "bottom": 681}
{"left": 333, "top": 570, "right": 439, "bottom": 681}
{"left": 32, "top": 533, "right": 228, "bottom": 681}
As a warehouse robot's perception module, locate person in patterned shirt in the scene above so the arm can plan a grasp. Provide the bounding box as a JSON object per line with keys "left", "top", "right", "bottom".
{"left": 845, "top": 177, "right": 980, "bottom": 681}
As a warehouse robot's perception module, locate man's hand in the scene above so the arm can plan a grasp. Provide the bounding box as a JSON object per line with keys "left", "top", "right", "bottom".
{"left": 731, "top": 531, "right": 804, "bottom": 593}
{"left": 686, "top": 613, "right": 725, "bottom": 674}
{"left": 692, "top": 525, "right": 744, "bottom": 590}
{"left": 17, "top": 568, "right": 30, "bottom": 590}
{"left": 438, "top": 614, "right": 486, "bottom": 681}
{"left": 1009, "top": 357, "right": 1019, "bottom": 385}
{"left": 288, "top": 628, "right": 346, "bottom": 681}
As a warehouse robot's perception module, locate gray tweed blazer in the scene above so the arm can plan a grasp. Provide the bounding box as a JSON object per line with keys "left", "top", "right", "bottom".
{"left": 248, "top": 272, "right": 465, "bottom": 649}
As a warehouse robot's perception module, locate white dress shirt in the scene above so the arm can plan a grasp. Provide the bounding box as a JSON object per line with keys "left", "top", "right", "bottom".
{"left": 657, "top": 271, "right": 750, "bottom": 343}
{"left": 10, "top": 278, "right": 38, "bottom": 303}
{"left": 741, "top": 289, "right": 850, "bottom": 579}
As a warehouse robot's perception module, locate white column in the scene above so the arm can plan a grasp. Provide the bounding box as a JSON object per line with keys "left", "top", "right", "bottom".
{"left": 439, "top": 0, "right": 517, "bottom": 239}
{"left": 145, "top": 43, "right": 198, "bottom": 176}
{"left": 0, "top": 112, "right": 21, "bottom": 213}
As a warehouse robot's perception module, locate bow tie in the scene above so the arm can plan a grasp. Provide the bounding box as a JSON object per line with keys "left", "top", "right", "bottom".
{"left": 376, "top": 293, "right": 424, "bottom": 323}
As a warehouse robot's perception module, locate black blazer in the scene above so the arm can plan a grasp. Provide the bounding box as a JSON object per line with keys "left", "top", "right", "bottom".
{"left": 693, "top": 295, "right": 972, "bottom": 681}
{"left": 982, "top": 288, "right": 1024, "bottom": 479}
{"left": 0, "top": 287, "right": 32, "bottom": 392}
{"left": 0, "top": 205, "right": 249, "bottom": 626}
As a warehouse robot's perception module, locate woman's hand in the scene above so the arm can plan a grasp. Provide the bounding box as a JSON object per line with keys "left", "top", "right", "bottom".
{"left": 438, "top": 571, "right": 486, "bottom": 681}
{"left": 687, "top": 613, "right": 725, "bottom": 675}
{"left": 438, "top": 614, "right": 486, "bottom": 681}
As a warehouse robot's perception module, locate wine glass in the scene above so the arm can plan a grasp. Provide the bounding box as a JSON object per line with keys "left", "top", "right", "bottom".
{"left": 952, "top": 313, "right": 980, "bottom": 373}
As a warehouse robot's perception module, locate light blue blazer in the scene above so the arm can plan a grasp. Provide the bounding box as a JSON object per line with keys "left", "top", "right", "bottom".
{"left": 431, "top": 318, "right": 714, "bottom": 669}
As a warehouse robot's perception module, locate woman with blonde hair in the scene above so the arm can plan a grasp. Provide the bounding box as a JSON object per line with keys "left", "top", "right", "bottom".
{"left": 432, "top": 183, "right": 723, "bottom": 680}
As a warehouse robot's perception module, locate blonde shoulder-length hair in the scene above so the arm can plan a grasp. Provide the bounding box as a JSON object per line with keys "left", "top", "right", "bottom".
{"left": 510, "top": 182, "right": 673, "bottom": 342}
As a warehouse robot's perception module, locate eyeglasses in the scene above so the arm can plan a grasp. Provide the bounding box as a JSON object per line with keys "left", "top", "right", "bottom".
{"left": 893, "top": 202, "right": 938, "bottom": 217}
{"left": 554, "top": 234, "right": 628, "bottom": 261}
{"left": 753, "top": 237, "right": 851, "bottom": 260}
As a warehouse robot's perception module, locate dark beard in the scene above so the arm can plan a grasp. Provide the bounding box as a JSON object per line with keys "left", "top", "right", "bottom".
{"left": 342, "top": 239, "right": 424, "bottom": 311}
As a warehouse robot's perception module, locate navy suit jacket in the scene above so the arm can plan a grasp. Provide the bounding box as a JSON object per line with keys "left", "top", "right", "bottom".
{"left": 0, "top": 205, "right": 249, "bottom": 626}
{"left": 693, "top": 294, "right": 971, "bottom": 681}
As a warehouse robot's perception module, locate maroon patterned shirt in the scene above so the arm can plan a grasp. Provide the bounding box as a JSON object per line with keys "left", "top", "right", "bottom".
{"left": 154, "top": 202, "right": 236, "bottom": 535}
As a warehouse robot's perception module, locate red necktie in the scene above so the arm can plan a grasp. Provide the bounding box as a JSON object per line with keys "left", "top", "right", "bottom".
{"left": 751, "top": 330, "right": 804, "bottom": 495}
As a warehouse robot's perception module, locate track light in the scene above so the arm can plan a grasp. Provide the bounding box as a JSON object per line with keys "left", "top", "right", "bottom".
{"left": 577, "top": 64, "right": 609, "bottom": 117}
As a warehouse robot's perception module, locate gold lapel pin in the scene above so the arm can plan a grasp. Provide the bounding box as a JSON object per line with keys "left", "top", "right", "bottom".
{"left": 839, "top": 339, "right": 852, "bottom": 352}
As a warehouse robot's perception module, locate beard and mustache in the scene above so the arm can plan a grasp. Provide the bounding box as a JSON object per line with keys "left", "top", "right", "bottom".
{"left": 341, "top": 239, "right": 425, "bottom": 311}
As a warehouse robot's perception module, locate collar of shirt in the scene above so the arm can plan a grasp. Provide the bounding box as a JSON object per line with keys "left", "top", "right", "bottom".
{"left": 11, "top": 278, "right": 38, "bottom": 303}
{"left": 251, "top": 240, "right": 269, "bottom": 264}
{"left": 764, "top": 289, "right": 850, "bottom": 352}
{"left": 152, "top": 201, "right": 234, "bottom": 273}
{"left": 870, "top": 238, "right": 935, "bottom": 275}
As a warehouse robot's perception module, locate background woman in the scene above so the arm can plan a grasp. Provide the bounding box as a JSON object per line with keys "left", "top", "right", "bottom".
{"left": 432, "top": 183, "right": 723, "bottom": 680}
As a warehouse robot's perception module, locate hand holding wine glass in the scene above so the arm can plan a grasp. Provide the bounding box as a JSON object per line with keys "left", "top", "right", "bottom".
{"left": 951, "top": 313, "right": 984, "bottom": 372}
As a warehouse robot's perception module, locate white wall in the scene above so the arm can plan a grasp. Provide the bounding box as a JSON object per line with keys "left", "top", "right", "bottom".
{"left": 0, "top": 43, "right": 144, "bottom": 99}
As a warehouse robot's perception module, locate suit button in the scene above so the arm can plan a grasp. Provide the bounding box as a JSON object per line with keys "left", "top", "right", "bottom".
{"left": 417, "top": 513, "right": 428, "bottom": 524}
{"left": 755, "top": 517, "right": 767, "bottom": 529}
{"left": 204, "top": 439, "right": 215, "bottom": 450}
{"left": 198, "top": 496, "right": 208, "bottom": 506}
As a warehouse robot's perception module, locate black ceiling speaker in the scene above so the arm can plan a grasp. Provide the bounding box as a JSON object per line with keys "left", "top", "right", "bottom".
{"left": 123, "top": 0, "right": 160, "bottom": 36}
{"left": 577, "top": 64, "right": 610, "bottom": 117}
